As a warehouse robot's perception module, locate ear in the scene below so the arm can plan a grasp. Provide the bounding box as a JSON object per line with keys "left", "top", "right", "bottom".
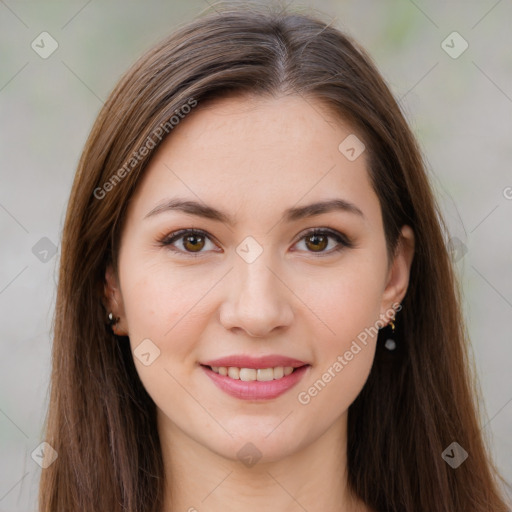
{"left": 104, "top": 263, "right": 128, "bottom": 336}
{"left": 380, "top": 225, "right": 415, "bottom": 319}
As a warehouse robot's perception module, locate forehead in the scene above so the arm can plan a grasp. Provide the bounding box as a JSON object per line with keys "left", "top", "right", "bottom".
{"left": 127, "top": 94, "right": 380, "bottom": 229}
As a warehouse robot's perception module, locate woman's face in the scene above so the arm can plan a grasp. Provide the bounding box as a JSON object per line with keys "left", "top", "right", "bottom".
{"left": 105, "top": 94, "right": 414, "bottom": 463}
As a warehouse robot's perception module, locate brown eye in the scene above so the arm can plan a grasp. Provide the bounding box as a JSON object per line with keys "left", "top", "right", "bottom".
{"left": 161, "top": 229, "right": 217, "bottom": 256}
{"left": 304, "top": 233, "right": 328, "bottom": 252}
{"left": 294, "top": 228, "right": 353, "bottom": 255}
{"left": 182, "top": 233, "right": 205, "bottom": 252}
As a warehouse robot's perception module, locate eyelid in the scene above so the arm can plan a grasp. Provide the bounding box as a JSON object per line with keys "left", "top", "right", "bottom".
{"left": 295, "top": 226, "right": 353, "bottom": 247}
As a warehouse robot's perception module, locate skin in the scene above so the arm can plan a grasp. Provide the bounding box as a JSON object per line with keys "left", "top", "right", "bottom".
{"left": 104, "top": 93, "right": 415, "bottom": 512}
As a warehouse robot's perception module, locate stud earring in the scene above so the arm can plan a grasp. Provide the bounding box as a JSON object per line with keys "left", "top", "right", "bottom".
{"left": 108, "top": 312, "right": 123, "bottom": 335}
{"left": 108, "top": 312, "right": 119, "bottom": 325}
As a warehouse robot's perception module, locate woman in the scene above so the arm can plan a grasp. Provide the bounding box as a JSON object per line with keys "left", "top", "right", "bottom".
{"left": 38, "top": 3, "right": 510, "bottom": 511}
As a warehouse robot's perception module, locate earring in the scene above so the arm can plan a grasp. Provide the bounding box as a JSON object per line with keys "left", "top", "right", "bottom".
{"left": 384, "top": 314, "right": 397, "bottom": 351}
{"left": 108, "top": 312, "right": 119, "bottom": 325}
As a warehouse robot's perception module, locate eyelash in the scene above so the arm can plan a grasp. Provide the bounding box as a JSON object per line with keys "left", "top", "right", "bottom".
{"left": 158, "top": 227, "right": 354, "bottom": 257}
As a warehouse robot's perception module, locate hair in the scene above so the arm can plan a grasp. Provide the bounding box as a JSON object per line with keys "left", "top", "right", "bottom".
{"left": 38, "top": 2, "right": 510, "bottom": 511}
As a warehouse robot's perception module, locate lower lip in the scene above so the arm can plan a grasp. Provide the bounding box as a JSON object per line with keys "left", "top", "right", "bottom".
{"left": 201, "top": 364, "right": 310, "bottom": 400}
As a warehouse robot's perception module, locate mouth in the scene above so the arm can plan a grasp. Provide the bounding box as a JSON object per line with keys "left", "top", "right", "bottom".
{"left": 200, "top": 363, "right": 311, "bottom": 400}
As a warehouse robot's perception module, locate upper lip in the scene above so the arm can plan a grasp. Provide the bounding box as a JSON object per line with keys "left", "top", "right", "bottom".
{"left": 201, "top": 355, "right": 309, "bottom": 369}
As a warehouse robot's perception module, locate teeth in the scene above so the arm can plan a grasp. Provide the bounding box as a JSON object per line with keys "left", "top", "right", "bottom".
{"left": 210, "top": 365, "right": 298, "bottom": 381}
{"left": 273, "top": 366, "right": 284, "bottom": 379}
{"left": 228, "top": 367, "right": 239, "bottom": 379}
{"left": 240, "top": 368, "right": 257, "bottom": 381}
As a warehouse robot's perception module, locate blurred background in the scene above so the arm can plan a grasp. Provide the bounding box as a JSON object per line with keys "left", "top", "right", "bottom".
{"left": 1, "top": 0, "right": 511, "bottom": 509}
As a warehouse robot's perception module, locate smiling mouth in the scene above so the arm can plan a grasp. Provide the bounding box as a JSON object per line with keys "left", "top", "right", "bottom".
{"left": 200, "top": 364, "right": 309, "bottom": 382}
{"left": 200, "top": 363, "right": 311, "bottom": 400}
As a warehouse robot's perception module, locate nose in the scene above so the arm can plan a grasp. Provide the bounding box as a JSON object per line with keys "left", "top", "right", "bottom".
{"left": 218, "top": 253, "right": 294, "bottom": 338}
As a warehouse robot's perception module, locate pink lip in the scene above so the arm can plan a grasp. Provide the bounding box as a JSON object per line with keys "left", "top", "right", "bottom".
{"left": 200, "top": 364, "right": 310, "bottom": 400}
{"left": 201, "top": 355, "right": 308, "bottom": 369}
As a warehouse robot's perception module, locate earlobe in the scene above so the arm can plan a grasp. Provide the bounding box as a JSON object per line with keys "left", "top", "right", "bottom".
{"left": 381, "top": 225, "right": 415, "bottom": 312}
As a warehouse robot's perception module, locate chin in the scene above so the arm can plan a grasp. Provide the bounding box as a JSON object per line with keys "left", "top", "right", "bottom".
{"left": 202, "top": 425, "right": 306, "bottom": 465}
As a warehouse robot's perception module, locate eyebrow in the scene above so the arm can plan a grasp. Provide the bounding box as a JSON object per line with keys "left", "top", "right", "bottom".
{"left": 144, "top": 197, "right": 366, "bottom": 225}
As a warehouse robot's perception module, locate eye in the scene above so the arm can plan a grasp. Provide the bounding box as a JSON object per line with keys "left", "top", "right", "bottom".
{"left": 159, "top": 227, "right": 353, "bottom": 257}
{"left": 293, "top": 228, "right": 353, "bottom": 255}
{"left": 160, "top": 229, "right": 219, "bottom": 256}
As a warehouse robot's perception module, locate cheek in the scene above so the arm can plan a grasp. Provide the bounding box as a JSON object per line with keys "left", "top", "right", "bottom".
{"left": 118, "top": 244, "right": 236, "bottom": 393}
{"left": 295, "top": 286, "right": 380, "bottom": 422}
{"left": 121, "top": 264, "right": 215, "bottom": 354}
{"left": 293, "top": 253, "right": 385, "bottom": 409}
{"left": 296, "top": 251, "right": 386, "bottom": 346}
{"left": 118, "top": 260, "right": 216, "bottom": 416}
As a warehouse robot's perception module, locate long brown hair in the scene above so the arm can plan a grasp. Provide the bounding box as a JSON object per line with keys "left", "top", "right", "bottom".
{"left": 38, "top": 3, "right": 510, "bottom": 511}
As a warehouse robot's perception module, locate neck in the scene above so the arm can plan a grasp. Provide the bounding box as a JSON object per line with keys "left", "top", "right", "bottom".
{"left": 157, "top": 410, "right": 367, "bottom": 512}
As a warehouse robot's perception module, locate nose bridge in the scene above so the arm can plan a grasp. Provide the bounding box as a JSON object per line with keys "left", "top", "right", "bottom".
{"left": 219, "top": 244, "right": 293, "bottom": 337}
{"left": 237, "top": 249, "right": 277, "bottom": 297}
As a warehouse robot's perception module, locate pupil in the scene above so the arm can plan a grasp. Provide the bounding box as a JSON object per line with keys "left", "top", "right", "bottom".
{"left": 308, "top": 234, "right": 327, "bottom": 251}
{"left": 185, "top": 235, "right": 203, "bottom": 251}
